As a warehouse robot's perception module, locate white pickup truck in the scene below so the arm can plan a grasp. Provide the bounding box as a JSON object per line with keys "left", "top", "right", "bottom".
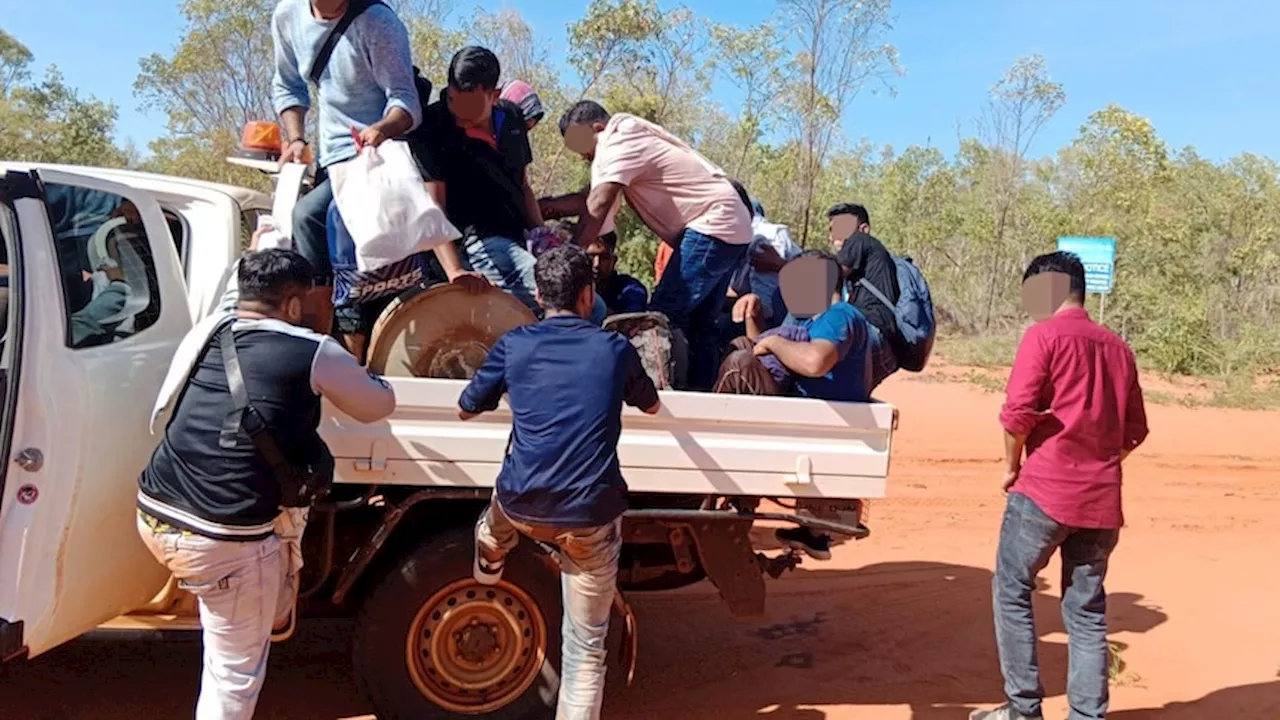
{"left": 0, "top": 161, "right": 896, "bottom": 719}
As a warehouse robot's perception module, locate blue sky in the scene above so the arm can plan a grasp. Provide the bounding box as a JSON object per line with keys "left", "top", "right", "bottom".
{"left": 4, "top": 0, "right": 1278, "bottom": 161}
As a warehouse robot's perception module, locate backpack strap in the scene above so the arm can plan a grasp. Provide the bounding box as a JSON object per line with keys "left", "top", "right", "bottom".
{"left": 308, "top": 0, "right": 387, "bottom": 86}
{"left": 216, "top": 321, "right": 298, "bottom": 482}
{"left": 856, "top": 277, "right": 897, "bottom": 312}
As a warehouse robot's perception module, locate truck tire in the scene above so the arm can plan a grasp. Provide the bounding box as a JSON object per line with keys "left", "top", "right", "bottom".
{"left": 353, "top": 526, "right": 562, "bottom": 720}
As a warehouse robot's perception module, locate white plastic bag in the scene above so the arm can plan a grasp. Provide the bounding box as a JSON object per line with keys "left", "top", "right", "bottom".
{"left": 329, "top": 139, "right": 460, "bottom": 271}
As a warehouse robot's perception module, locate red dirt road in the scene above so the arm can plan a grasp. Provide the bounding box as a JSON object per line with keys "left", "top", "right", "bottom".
{"left": 3, "top": 370, "right": 1279, "bottom": 719}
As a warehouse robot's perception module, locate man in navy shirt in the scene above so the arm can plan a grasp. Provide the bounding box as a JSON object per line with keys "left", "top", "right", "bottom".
{"left": 458, "top": 244, "right": 660, "bottom": 719}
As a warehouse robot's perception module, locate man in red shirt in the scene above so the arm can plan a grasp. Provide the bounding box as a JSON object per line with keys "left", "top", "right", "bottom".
{"left": 972, "top": 252, "right": 1149, "bottom": 720}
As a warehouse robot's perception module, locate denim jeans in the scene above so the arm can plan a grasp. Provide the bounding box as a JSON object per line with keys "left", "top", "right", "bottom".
{"left": 994, "top": 492, "right": 1120, "bottom": 720}
{"left": 649, "top": 229, "right": 750, "bottom": 391}
{"left": 475, "top": 501, "right": 622, "bottom": 720}
{"left": 291, "top": 173, "right": 335, "bottom": 284}
{"left": 462, "top": 235, "right": 540, "bottom": 315}
{"left": 137, "top": 514, "right": 283, "bottom": 720}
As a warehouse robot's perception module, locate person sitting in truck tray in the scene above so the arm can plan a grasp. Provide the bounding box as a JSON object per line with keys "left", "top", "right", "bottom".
{"left": 137, "top": 247, "right": 396, "bottom": 720}
{"left": 458, "top": 244, "right": 660, "bottom": 719}
{"left": 272, "top": 0, "right": 424, "bottom": 310}
{"left": 714, "top": 250, "right": 875, "bottom": 561}
{"left": 558, "top": 99, "right": 753, "bottom": 392}
{"left": 828, "top": 203, "right": 902, "bottom": 390}
{"left": 410, "top": 46, "right": 543, "bottom": 315}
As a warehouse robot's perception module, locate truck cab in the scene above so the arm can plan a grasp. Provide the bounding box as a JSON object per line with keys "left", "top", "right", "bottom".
{"left": 0, "top": 161, "right": 896, "bottom": 719}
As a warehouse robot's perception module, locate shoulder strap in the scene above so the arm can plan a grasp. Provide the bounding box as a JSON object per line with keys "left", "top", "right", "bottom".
{"left": 856, "top": 277, "right": 896, "bottom": 312}
{"left": 216, "top": 323, "right": 297, "bottom": 478}
{"left": 308, "top": 0, "right": 386, "bottom": 86}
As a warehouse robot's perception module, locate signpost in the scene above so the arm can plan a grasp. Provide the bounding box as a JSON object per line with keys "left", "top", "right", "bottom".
{"left": 1056, "top": 236, "right": 1116, "bottom": 323}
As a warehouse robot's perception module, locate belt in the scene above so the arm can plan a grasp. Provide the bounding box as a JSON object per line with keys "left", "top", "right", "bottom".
{"left": 138, "top": 509, "right": 194, "bottom": 536}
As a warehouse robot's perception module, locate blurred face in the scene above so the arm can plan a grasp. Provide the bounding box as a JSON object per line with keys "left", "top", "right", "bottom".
{"left": 827, "top": 213, "right": 867, "bottom": 249}
{"left": 447, "top": 86, "right": 499, "bottom": 129}
{"left": 585, "top": 240, "right": 617, "bottom": 282}
{"left": 113, "top": 199, "right": 142, "bottom": 225}
{"left": 564, "top": 122, "right": 605, "bottom": 161}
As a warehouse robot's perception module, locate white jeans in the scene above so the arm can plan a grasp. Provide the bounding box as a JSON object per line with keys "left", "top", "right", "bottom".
{"left": 137, "top": 515, "right": 282, "bottom": 720}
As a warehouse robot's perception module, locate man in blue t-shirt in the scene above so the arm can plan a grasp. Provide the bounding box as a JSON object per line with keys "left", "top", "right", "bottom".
{"left": 458, "top": 244, "right": 660, "bottom": 719}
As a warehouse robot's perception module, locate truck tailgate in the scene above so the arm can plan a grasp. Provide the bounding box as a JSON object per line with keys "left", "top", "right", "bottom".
{"left": 320, "top": 377, "right": 895, "bottom": 500}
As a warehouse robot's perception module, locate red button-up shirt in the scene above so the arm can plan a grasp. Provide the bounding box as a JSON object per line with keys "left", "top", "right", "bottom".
{"left": 999, "top": 307, "right": 1149, "bottom": 529}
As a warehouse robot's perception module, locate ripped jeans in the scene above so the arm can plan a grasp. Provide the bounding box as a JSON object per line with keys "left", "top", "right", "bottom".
{"left": 475, "top": 500, "right": 622, "bottom": 720}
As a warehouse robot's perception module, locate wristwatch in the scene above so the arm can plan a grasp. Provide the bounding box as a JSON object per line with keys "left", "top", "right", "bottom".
{"left": 288, "top": 137, "right": 308, "bottom": 147}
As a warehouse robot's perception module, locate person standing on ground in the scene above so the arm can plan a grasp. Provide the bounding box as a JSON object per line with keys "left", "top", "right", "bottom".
{"left": 272, "top": 0, "right": 423, "bottom": 305}
{"left": 828, "top": 203, "right": 902, "bottom": 390}
{"left": 411, "top": 46, "right": 544, "bottom": 313}
{"left": 558, "top": 100, "right": 753, "bottom": 391}
{"left": 459, "top": 244, "right": 660, "bottom": 718}
{"left": 972, "top": 251, "right": 1148, "bottom": 720}
{"left": 137, "top": 248, "right": 397, "bottom": 720}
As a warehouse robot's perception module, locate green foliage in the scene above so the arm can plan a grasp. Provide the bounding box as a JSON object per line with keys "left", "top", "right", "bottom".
{"left": 0, "top": 29, "right": 124, "bottom": 167}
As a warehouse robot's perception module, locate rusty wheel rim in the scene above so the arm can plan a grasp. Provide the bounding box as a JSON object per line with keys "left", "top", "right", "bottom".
{"left": 405, "top": 578, "right": 547, "bottom": 714}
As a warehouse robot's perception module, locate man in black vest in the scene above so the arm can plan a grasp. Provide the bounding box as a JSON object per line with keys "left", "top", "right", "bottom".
{"left": 137, "top": 248, "right": 396, "bottom": 720}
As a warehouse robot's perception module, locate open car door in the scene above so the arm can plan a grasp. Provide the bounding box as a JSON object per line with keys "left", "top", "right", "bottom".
{"left": 0, "top": 166, "right": 192, "bottom": 660}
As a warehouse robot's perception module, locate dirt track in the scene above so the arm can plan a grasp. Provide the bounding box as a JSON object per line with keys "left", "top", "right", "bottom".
{"left": 3, "top": 368, "right": 1279, "bottom": 719}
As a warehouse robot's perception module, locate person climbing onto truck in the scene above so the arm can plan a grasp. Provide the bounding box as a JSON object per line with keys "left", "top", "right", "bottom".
{"left": 559, "top": 99, "right": 753, "bottom": 391}
{"left": 410, "top": 46, "right": 543, "bottom": 314}
{"left": 458, "top": 244, "right": 661, "bottom": 719}
{"left": 271, "top": 0, "right": 424, "bottom": 313}
{"left": 136, "top": 247, "right": 397, "bottom": 720}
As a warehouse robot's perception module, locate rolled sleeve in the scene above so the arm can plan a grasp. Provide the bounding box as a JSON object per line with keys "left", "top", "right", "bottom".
{"left": 364, "top": 8, "right": 422, "bottom": 131}
{"left": 459, "top": 336, "right": 509, "bottom": 414}
{"left": 999, "top": 327, "right": 1050, "bottom": 436}
{"left": 271, "top": 11, "right": 310, "bottom": 115}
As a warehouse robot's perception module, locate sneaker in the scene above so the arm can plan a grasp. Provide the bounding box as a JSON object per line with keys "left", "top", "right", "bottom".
{"left": 969, "top": 705, "right": 1043, "bottom": 720}
{"left": 473, "top": 551, "right": 505, "bottom": 586}
{"left": 775, "top": 527, "right": 833, "bottom": 561}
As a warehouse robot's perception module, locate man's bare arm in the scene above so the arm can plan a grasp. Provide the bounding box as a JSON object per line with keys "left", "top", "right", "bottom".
{"left": 371, "top": 106, "right": 415, "bottom": 140}
{"left": 759, "top": 337, "right": 840, "bottom": 378}
{"left": 572, "top": 182, "right": 624, "bottom": 247}
{"left": 539, "top": 190, "right": 587, "bottom": 220}
{"left": 1004, "top": 429, "right": 1027, "bottom": 473}
{"left": 280, "top": 106, "right": 306, "bottom": 142}
{"left": 521, "top": 169, "right": 543, "bottom": 230}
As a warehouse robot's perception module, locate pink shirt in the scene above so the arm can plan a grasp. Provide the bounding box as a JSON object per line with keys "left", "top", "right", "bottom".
{"left": 1000, "top": 308, "right": 1149, "bottom": 529}
{"left": 591, "top": 114, "right": 751, "bottom": 246}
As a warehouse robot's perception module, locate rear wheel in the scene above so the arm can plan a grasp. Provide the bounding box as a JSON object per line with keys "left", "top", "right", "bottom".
{"left": 353, "top": 527, "right": 562, "bottom": 719}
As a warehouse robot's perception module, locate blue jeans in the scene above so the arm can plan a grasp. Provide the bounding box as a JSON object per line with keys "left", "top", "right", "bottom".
{"left": 994, "top": 492, "right": 1119, "bottom": 720}
{"left": 475, "top": 502, "right": 622, "bottom": 720}
{"left": 649, "top": 229, "right": 750, "bottom": 391}
{"left": 291, "top": 173, "right": 335, "bottom": 284}
{"left": 462, "top": 235, "right": 540, "bottom": 315}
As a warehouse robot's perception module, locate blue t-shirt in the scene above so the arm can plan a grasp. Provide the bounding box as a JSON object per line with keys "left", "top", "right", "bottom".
{"left": 785, "top": 303, "right": 872, "bottom": 402}
{"left": 458, "top": 316, "right": 660, "bottom": 526}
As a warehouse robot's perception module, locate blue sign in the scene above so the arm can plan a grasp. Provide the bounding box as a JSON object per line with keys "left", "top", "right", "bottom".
{"left": 1056, "top": 236, "right": 1116, "bottom": 295}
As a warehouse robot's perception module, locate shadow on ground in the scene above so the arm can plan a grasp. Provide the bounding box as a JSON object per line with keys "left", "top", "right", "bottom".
{"left": 0, "top": 561, "right": 1169, "bottom": 720}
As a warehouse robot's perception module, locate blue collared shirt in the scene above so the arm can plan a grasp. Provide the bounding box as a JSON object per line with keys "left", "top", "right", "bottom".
{"left": 459, "top": 315, "right": 659, "bottom": 526}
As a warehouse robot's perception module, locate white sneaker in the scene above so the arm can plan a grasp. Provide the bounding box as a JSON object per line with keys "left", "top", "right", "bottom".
{"left": 473, "top": 552, "right": 505, "bottom": 586}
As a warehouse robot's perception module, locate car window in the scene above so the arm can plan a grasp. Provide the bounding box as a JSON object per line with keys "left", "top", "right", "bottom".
{"left": 44, "top": 182, "right": 163, "bottom": 349}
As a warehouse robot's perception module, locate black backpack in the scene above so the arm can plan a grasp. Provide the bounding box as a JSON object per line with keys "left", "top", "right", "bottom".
{"left": 307, "top": 0, "right": 433, "bottom": 136}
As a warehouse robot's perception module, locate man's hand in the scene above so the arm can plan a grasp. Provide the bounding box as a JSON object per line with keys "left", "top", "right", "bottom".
{"left": 752, "top": 335, "right": 779, "bottom": 357}
{"left": 448, "top": 270, "right": 491, "bottom": 295}
{"left": 732, "top": 294, "right": 763, "bottom": 324}
{"left": 100, "top": 236, "right": 125, "bottom": 282}
{"left": 1002, "top": 466, "right": 1020, "bottom": 493}
{"left": 279, "top": 139, "right": 308, "bottom": 167}
{"left": 752, "top": 244, "right": 787, "bottom": 274}
{"left": 358, "top": 125, "right": 388, "bottom": 149}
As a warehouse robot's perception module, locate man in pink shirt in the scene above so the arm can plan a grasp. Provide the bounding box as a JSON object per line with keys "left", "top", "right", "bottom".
{"left": 973, "top": 251, "right": 1148, "bottom": 720}
{"left": 559, "top": 100, "right": 753, "bottom": 391}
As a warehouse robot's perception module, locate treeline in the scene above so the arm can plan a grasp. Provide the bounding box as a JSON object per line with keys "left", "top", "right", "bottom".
{"left": 2, "top": 0, "right": 1277, "bottom": 377}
